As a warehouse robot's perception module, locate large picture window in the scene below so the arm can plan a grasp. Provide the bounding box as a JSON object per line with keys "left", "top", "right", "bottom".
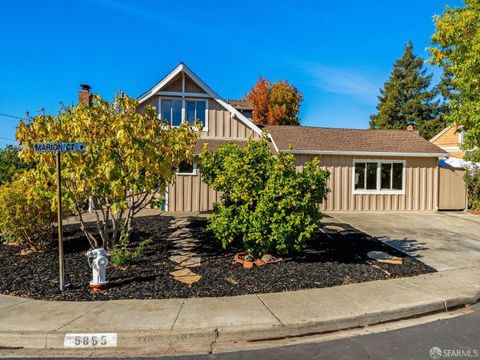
{"left": 353, "top": 160, "right": 405, "bottom": 194}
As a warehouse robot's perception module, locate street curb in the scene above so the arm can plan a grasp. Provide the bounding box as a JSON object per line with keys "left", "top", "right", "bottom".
{"left": 0, "top": 296, "right": 478, "bottom": 352}
{"left": 0, "top": 269, "right": 479, "bottom": 352}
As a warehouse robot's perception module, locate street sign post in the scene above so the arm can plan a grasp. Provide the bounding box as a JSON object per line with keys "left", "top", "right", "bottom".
{"left": 34, "top": 142, "right": 86, "bottom": 292}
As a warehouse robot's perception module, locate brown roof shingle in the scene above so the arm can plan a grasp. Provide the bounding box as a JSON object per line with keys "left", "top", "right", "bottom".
{"left": 194, "top": 138, "right": 276, "bottom": 154}
{"left": 226, "top": 99, "right": 253, "bottom": 111}
{"left": 265, "top": 125, "right": 448, "bottom": 156}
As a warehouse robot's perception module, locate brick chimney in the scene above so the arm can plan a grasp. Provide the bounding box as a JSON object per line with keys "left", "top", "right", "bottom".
{"left": 406, "top": 123, "right": 419, "bottom": 135}
{"left": 78, "top": 84, "right": 92, "bottom": 106}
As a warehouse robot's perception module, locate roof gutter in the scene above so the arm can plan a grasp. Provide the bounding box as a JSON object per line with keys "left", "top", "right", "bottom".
{"left": 284, "top": 149, "right": 448, "bottom": 158}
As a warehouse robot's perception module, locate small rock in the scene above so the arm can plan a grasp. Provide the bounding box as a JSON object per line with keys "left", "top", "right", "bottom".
{"left": 20, "top": 249, "right": 34, "bottom": 256}
{"left": 367, "top": 251, "right": 403, "bottom": 265}
{"left": 324, "top": 225, "right": 344, "bottom": 232}
{"left": 226, "top": 277, "right": 238, "bottom": 285}
{"left": 260, "top": 254, "right": 275, "bottom": 263}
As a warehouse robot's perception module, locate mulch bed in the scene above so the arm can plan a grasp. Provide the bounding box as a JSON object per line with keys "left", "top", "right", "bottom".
{"left": 0, "top": 215, "right": 435, "bottom": 301}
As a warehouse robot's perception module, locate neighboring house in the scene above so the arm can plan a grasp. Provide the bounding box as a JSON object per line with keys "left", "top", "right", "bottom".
{"left": 430, "top": 125, "right": 467, "bottom": 159}
{"left": 226, "top": 99, "right": 253, "bottom": 120}
{"left": 131, "top": 63, "right": 449, "bottom": 212}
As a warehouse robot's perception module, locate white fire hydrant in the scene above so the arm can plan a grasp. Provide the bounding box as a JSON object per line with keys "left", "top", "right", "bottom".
{"left": 86, "top": 248, "right": 109, "bottom": 289}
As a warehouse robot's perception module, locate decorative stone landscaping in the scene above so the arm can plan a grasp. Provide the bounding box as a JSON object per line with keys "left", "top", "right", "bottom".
{"left": 167, "top": 218, "right": 202, "bottom": 285}
{"left": 0, "top": 214, "right": 435, "bottom": 301}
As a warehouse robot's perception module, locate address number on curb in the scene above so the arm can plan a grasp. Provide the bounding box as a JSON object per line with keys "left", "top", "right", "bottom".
{"left": 64, "top": 333, "right": 117, "bottom": 348}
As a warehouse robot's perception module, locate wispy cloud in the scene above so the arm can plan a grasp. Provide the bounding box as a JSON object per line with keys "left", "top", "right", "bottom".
{"left": 296, "top": 61, "right": 381, "bottom": 103}
{"left": 81, "top": 0, "right": 203, "bottom": 34}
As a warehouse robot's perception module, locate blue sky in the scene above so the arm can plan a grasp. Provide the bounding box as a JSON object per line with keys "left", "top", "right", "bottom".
{"left": 0, "top": 0, "right": 463, "bottom": 147}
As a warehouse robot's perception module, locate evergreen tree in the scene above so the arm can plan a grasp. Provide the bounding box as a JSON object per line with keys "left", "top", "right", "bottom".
{"left": 370, "top": 42, "right": 441, "bottom": 139}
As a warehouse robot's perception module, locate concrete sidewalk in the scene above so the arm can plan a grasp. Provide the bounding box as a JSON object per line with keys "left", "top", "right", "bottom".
{"left": 0, "top": 267, "right": 479, "bottom": 354}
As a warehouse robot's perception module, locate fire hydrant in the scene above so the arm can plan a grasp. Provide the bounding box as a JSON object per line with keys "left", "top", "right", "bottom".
{"left": 86, "top": 248, "right": 109, "bottom": 290}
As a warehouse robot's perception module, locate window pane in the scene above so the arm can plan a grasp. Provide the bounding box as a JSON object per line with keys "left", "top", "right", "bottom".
{"left": 178, "top": 161, "right": 194, "bottom": 174}
{"left": 186, "top": 100, "right": 206, "bottom": 126}
{"left": 381, "top": 163, "right": 392, "bottom": 190}
{"left": 186, "top": 101, "right": 196, "bottom": 125}
{"left": 161, "top": 99, "right": 171, "bottom": 123}
{"left": 392, "top": 163, "right": 403, "bottom": 190}
{"left": 172, "top": 99, "right": 182, "bottom": 126}
{"left": 366, "top": 163, "right": 377, "bottom": 190}
{"left": 354, "top": 163, "right": 365, "bottom": 190}
{"left": 196, "top": 101, "right": 206, "bottom": 126}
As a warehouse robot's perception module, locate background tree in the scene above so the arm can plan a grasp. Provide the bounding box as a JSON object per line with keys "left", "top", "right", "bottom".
{"left": 200, "top": 137, "right": 330, "bottom": 257}
{"left": 370, "top": 42, "right": 443, "bottom": 139}
{"left": 0, "top": 145, "right": 33, "bottom": 185}
{"left": 247, "top": 78, "right": 303, "bottom": 126}
{"left": 16, "top": 93, "right": 198, "bottom": 249}
{"left": 430, "top": 0, "right": 480, "bottom": 161}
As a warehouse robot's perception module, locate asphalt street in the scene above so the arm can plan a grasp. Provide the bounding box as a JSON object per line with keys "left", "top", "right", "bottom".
{"left": 165, "top": 308, "right": 480, "bottom": 360}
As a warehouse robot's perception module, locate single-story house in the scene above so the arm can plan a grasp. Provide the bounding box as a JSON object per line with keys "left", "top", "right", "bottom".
{"left": 125, "top": 63, "right": 451, "bottom": 212}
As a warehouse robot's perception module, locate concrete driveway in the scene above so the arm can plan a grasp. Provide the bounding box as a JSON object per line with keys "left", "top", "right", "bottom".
{"left": 327, "top": 212, "right": 480, "bottom": 271}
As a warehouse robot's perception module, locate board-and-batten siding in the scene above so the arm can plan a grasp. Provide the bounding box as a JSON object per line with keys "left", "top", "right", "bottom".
{"left": 204, "top": 100, "right": 259, "bottom": 139}
{"left": 138, "top": 95, "right": 259, "bottom": 140}
{"left": 295, "top": 154, "right": 438, "bottom": 212}
{"left": 168, "top": 171, "right": 221, "bottom": 212}
{"left": 169, "top": 154, "right": 439, "bottom": 212}
{"left": 167, "top": 98, "right": 258, "bottom": 212}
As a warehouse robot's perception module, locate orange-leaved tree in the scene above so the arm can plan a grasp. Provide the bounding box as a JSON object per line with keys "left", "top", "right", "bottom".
{"left": 247, "top": 77, "right": 302, "bottom": 126}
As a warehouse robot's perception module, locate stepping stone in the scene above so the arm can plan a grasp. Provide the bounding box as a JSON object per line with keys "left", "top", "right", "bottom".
{"left": 169, "top": 229, "right": 191, "bottom": 238}
{"left": 367, "top": 251, "right": 403, "bottom": 265}
{"left": 169, "top": 255, "right": 191, "bottom": 264}
{"left": 169, "top": 248, "right": 196, "bottom": 256}
{"left": 170, "top": 268, "right": 201, "bottom": 285}
{"left": 180, "top": 257, "right": 201, "bottom": 268}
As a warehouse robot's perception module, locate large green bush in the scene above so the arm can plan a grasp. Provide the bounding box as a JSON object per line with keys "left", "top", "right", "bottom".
{"left": 200, "top": 137, "right": 330, "bottom": 256}
{"left": 465, "top": 167, "right": 480, "bottom": 210}
{"left": 0, "top": 175, "right": 55, "bottom": 251}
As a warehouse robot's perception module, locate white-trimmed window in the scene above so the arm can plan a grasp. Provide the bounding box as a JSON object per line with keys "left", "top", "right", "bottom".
{"left": 177, "top": 161, "right": 197, "bottom": 176}
{"left": 186, "top": 99, "right": 207, "bottom": 127}
{"left": 353, "top": 160, "right": 405, "bottom": 194}
{"left": 160, "top": 98, "right": 182, "bottom": 126}
{"left": 158, "top": 97, "right": 208, "bottom": 130}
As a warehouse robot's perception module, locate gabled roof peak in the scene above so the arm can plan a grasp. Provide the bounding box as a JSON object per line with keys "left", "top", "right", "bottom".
{"left": 137, "top": 63, "right": 263, "bottom": 136}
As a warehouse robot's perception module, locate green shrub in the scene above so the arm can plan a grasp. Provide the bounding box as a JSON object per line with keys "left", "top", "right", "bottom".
{"left": 0, "top": 145, "right": 33, "bottom": 185}
{"left": 0, "top": 177, "right": 55, "bottom": 251}
{"left": 200, "top": 137, "right": 330, "bottom": 256}
{"left": 110, "top": 223, "right": 152, "bottom": 266}
{"left": 465, "top": 167, "right": 480, "bottom": 210}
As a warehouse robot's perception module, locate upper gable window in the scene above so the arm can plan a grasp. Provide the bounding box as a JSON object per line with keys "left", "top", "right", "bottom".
{"left": 186, "top": 100, "right": 206, "bottom": 127}
{"left": 159, "top": 97, "right": 208, "bottom": 130}
{"left": 160, "top": 98, "right": 182, "bottom": 126}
